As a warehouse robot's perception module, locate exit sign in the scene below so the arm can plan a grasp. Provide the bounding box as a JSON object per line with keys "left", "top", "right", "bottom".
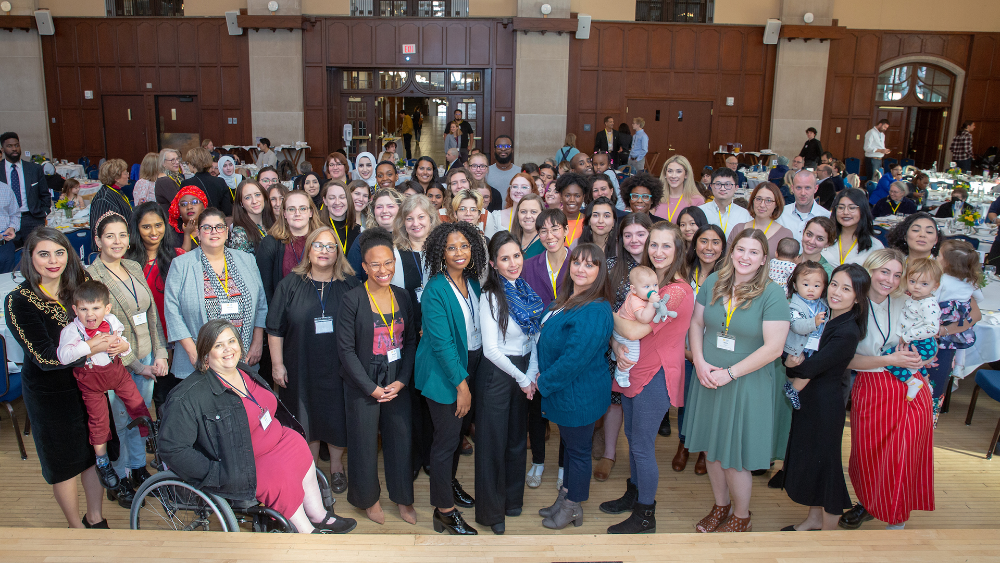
{"left": 402, "top": 44, "right": 416, "bottom": 54}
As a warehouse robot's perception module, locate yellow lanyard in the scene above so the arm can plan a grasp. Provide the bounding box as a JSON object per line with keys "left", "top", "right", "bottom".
{"left": 329, "top": 218, "right": 348, "bottom": 253}
{"left": 190, "top": 234, "right": 199, "bottom": 247}
{"left": 546, "top": 252, "right": 563, "bottom": 298}
{"left": 724, "top": 294, "right": 737, "bottom": 334}
{"left": 693, "top": 266, "right": 702, "bottom": 296}
{"left": 565, "top": 216, "right": 582, "bottom": 245}
{"left": 752, "top": 219, "right": 773, "bottom": 235}
{"left": 717, "top": 204, "right": 731, "bottom": 234}
{"left": 666, "top": 196, "right": 684, "bottom": 223}
{"left": 214, "top": 259, "right": 229, "bottom": 297}
{"left": 837, "top": 236, "right": 857, "bottom": 265}
{"left": 507, "top": 209, "right": 515, "bottom": 232}
{"left": 39, "top": 285, "right": 66, "bottom": 313}
{"left": 108, "top": 185, "right": 132, "bottom": 210}
{"left": 365, "top": 282, "right": 396, "bottom": 345}
{"left": 889, "top": 200, "right": 901, "bottom": 214}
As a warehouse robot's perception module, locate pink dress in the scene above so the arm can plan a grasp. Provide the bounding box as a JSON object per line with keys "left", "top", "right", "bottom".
{"left": 236, "top": 371, "right": 313, "bottom": 519}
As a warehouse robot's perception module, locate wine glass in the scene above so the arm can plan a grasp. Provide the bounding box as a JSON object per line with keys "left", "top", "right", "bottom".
{"left": 986, "top": 265, "right": 996, "bottom": 280}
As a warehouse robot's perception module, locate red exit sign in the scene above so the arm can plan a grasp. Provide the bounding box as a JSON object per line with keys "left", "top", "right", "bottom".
{"left": 402, "top": 44, "right": 416, "bottom": 54}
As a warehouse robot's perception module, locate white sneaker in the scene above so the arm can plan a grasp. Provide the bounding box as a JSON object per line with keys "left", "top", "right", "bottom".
{"left": 555, "top": 467, "right": 564, "bottom": 490}
{"left": 525, "top": 463, "right": 544, "bottom": 488}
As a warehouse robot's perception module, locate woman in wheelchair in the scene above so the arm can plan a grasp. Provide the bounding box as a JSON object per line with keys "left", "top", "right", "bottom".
{"left": 158, "top": 319, "right": 357, "bottom": 534}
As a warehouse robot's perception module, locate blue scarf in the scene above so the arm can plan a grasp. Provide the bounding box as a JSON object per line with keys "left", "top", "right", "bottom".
{"left": 503, "top": 277, "right": 544, "bottom": 336}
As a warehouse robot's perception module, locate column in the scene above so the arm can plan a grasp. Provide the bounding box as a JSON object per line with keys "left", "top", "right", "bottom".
{"left": 0, "top": 0, "right": 51, "bottom": 156}
{"left": 247, "top": 0, "right": 305, "bottom": 147}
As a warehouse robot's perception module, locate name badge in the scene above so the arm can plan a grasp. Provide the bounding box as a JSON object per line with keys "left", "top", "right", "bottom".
{"left": 132, "top": 311, "right": 147, "bottom": 326}
{"left": 220, "top": 301, "right": 239, "bottom": 315}
{"left": 259, "top": 409, "right": 272, "bottom": 430}
{"left": 387, "top": 348, "right": 401, "bottom": 363}
{"left": 314, "top": 317, "right": 334, "bottom": 334}
{"left": 469, "top": 331, "right": 483, "bottom": 350}
{"left": 414, "top": 286, "right": 423, "bottom": 303}
{"left": 805, "top": 336, "right": 821, "bottom": 351}
{"left": 717, "top": 332, "right": 736, "bottom": 352}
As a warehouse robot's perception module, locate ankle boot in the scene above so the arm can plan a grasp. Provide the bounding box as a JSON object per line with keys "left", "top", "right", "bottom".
{"left": 538, "top": 488, "right": 567, "bottom": 518}
{"left": 694, "top": 451, "right": 708, "bottom": 475}
{"left": 599, "top": 478, "right": 637, "bottom": 514}
{"left": 671, "top": 441, "right": 690, "bottom": 472}
{"left": 131, "top": 467, "right": 152, "bottom": 489}
{"left": 542, "top": 499, "right": 583, "bottom": 529}
{"left": 107, "top": 478, "right": 135, "bottom": 510}
{"left": 432, "top": 508, "right": 478, "bottom": 535}
{"left": 607, "top": 501, "right": 656, "bottom": 534}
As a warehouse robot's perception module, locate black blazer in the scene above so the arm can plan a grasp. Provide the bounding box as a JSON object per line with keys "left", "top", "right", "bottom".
{"left": 1, "top": 159, "right": 50, "bottom": 218}
{"left": 255, "top": 235, "right": 286, "bottom": 302}
{"left": 935, "top": 200, "right": 971, "bottom": 218}
{"left": 186, "top": 173, "right": 233, "bottom": 216}
{"left": 594, "top": 129, "right": 622, "bottom": 154}
{"left": 336, "top": 284, "right": 416, "bottom": 395}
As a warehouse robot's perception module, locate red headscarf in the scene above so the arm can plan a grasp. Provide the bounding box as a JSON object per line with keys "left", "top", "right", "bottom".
{"left": 168, "top": 186, "right": 209, "bottom": 233}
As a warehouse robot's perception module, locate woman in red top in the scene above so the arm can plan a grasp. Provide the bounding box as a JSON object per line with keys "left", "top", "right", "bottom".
{"left": 600, "top": 221, "right": 694, "bottom": 534}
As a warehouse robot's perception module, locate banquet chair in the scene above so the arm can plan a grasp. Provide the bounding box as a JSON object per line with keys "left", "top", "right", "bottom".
{"left": 901, "top": 159, "right": 915, "bottom": 168}
{"left": 964, "top": 370, "right": 1000, "bottom": 459}
{"left": 948, "top": 235, "right": 980, "bottom": 250}
{"left": 882, "top": 158, "right": 897, "bottom": 172}
{"left": 844, "top": 158, "right": 861, "bottom": 176}
{"left": 872, "top": 225, "right": 889, "bottom": 247}
{"left": 65, "top": 229, "right": 93, "bottom": 264}
{"left": 0, "top": 336, "right": 29, "bottom": 460}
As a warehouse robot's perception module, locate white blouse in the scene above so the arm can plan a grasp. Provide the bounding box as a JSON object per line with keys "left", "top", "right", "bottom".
{"left": 449, "top": 277, "right": 482, "bottom": 350}
{"left": 855, "top": 294, "right": 906, "bottom": 358}
{"left": 479, "top": 291, "right": 539, "bottom": 388}
{"left": 821, "top": 237, "right": 885, "bottom": 267}
{"left": 484, "top": 208, "right": 515, "bottom": 239}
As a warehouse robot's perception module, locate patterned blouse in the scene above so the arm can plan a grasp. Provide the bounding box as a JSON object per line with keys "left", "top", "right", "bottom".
{"left": 201, "top": 250, "right": 255, "bottom": 356}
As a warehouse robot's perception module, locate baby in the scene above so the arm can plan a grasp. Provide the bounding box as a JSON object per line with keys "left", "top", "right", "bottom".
{"left": 889, "top": 257, "right": 943, "bottom": 402}
{"left": 57, "top": 281, "right": 150, "bottom": 492}
{"left": 768, "top": 237, "right": 800, "bottom": 290}
{"left": 612, "top": 266, "right": 676, "bottom": 388}
{"left": 782, "top": 261, "right": 829, "bottom": 410}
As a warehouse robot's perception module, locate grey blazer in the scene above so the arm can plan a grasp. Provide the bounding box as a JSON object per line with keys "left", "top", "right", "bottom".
{"left": 163, "top": 247, "right": 267, "bottom": 379}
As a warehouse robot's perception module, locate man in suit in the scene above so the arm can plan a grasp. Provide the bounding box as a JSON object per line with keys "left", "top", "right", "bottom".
{"left": 444, "top": 148, "right": 463, "bottom": 175}
{"left": 1, "top": 132, "right": 51, "bottom": 246}
{"left": 593, "top": 116, "right": 621, "bottom": 164}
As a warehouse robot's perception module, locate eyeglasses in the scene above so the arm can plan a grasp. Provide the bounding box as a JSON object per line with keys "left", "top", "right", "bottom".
{"left": 259, "top": 177, "right": 279, "bottom": 185}
{"left": 199, "top": 224, "right": 227, "bottom": 234}
{"left": 468, "top": 164, "right": 488, "bottom": 170}
{"left": 711, "top": 182, "right": 736, "bottom": 189}
{"left": 446, "top": 244, "right": 471, "bottom": 254}
{"left": 457, "top": 206, "right": 480, "bottom": 213}
{"left": 178, "top": 200, "right": 201, "bottom": 208}
{"left": 164, "top": 158, "right": 180, "bottom": 163}
{"left": 367, "top": 259, "right": 395, "bottom": 271}
{"left": 629, "top": 193, "right": 652, "bottom": 201}
{"left": 311, "top": 242, "right": 338, "bottom": 252}
{"left": 753, "top": 196, "right": 776, "bottom": 205}
{"left": 495, "top": 144, "right": 512, "bottom": 150}
{"left": 286, "top": 206, "right": 311, "bottom": 215}
{"left": 836, "top": 204, "right": 860, "bottom": 213}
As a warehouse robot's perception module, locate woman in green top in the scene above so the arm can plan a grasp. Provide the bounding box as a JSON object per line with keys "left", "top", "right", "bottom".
{"left": 414, "top": 221, "right": 488, "bottom": 536}
{"left": 799, "top": 216, "right": 836, "bottom": 276}
{"left": 684, "top": 228, "right": 789, "bottom": 534}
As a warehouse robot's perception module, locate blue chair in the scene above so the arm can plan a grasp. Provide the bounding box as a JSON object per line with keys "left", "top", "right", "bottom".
{"left": 78, "top": 156, "right": 90, "bottom": 168}
{"left": 64, "top": 228, "right": 92, "bottom": 264}
{"left": 405, "top": 159, "right": 416, "bottom": 168}
{"left": 872, "top": 225, "right": 889, "bottom": 247}
{"left": 965, "top": 370, "right": 1000, "bottom": 460}
{"left": 0, "top": 337, "right": 29, "bottom": 460}
{"left": 86, "top": 166, "right": 99, "bottom": 180}
{"left": 129, "top": 163, "right": 140, "bottom": 183}
{"left": 901, "top": 158, "right": 915, "bottom": 168}
{"left": 864, "top": 180, "right": 877, "bottom": 194}
{"left": 948, "top": 234, "right": 980, "bottom": 250}
{"left": 844, "top": 157, "right": 861, "bottom": 176}
{"left": 882, "top": 158, "right": 898, "bottom": 172}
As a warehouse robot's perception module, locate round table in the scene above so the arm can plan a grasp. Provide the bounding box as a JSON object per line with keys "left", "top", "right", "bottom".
{"left": 959, "top": 280, "right": 1000, "bottom": 378}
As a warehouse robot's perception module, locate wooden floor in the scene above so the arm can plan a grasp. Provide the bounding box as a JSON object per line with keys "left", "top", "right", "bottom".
{"left": 1, "top": 377, "right": 999, "bottom": 538}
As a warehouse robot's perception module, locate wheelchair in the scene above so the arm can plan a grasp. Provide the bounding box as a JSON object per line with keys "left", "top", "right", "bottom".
{"left": 126, "top": 417, "right": 334, "bottom": 533}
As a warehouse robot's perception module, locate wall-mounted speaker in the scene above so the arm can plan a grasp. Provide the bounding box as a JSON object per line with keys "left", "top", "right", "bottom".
{"left": 225, "top": 11, "right": 243, "bottom": 36}
{"left": 576, "top": 14, "right": 591, "bottom": 40}
{"left": 34, "top": 10, "right": 54, "bottom": 36}
{"left": 763, "top": 18, "right": 781, "bottom": 45}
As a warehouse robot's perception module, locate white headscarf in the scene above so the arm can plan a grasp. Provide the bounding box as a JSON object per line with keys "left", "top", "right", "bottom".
{"left": 218, "top": 155, "right": 242, "bottom": 190}
{"left": 353, "top": 152, "right": 377, "bottom": 187}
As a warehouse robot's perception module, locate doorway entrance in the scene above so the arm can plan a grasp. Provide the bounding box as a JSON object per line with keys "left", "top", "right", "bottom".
{"left": 156, "top": 95, "right": 201, "bottom": 158}
{"left": 873, "top": 63, "right": 955, "bottom": 169}
{"left": 626, "top": 99, "right": 714, "bottom": 173}
{"left": 102, "top": 95, "right": 149, "bottom": 166}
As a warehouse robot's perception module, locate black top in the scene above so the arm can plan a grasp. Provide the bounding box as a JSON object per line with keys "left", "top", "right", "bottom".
{"left": 255, "top": 235, "right": 287, "bottom": 302}
{"left": 0, "top": 159, "right": 50, "bottom": 218}
{"left": 337, "top": 284, "right": 417, "bottom": 396}
{"left": 817, "top": 178, "right": 839, "bottom": 210}
{"left": 457, "top": 120, "right": 474, "bottom": 151}
{"left": 799, "top": 138, "right": 823, "bottom": 163}
{"left": 935, "top": 200, "right": 971, "bottom": 219}
{"left": 594, "top": 129, "right": 622, "bottom": 154}
{"left": 872, "top": 196, "right": 917, "bottom": 217}
{"left": 186, "top": 172, "right": 234, "bottom": 216}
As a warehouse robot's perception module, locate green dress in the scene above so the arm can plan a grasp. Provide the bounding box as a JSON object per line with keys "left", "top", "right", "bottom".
{"left": 682, "top": 272, "right": 790, "bottom": 471}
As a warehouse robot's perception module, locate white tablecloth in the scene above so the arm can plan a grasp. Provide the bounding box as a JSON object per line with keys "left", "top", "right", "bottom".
{"left": 957, "top": 280, "right": 1000, "bottom": 378}
{"left": 55, "top": 164, "right": 85, "bottom": 179}
{"left": 0, "top": 273, "right": 25, "bottom": 368}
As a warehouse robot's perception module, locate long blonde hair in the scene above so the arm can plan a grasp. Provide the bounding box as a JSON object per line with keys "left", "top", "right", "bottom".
{"left": 393, "top": 194, "right": 441, "bottom": 251}
{"left": 363, "top": 187, "right": 404, "bottom": 230}
{"left": 291, "top": 226, "right": 355, "bottom": 280}
{"left": 659, "top": 155, "right": 702, "bottom": 202}
{"left": 710, "top": 228, "right": 771, "bottom": 309}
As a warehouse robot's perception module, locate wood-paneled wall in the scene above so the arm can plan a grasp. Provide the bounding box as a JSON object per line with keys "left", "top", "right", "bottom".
{"left": 302, "top": 18, "right": 516, "bottom": 171}
{"left": 41, "top": 18, "right": 252, "bottom": 164}
{"left": 567, "top": 22, "right": 777, "bottom": 170}
{"left": 821, "top": 30, "right": 1000, "bottom": 162}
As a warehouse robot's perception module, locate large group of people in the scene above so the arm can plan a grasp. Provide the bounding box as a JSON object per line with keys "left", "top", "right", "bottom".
{"left": 2, "top": 122, "right": 989, "bottom": 539}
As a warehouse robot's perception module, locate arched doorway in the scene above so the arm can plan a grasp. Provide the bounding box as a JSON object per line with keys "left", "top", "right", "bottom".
{"left": 874, "top": 59, "right": 963, "bottom": 170}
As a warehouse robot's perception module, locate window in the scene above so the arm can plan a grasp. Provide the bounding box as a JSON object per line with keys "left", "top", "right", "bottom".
{"left": 450, "top": 71, "right": 481, "bottom": 92}
{"left": 351, "top": 0, "right": 467, "bottom": 17}
{"left": 414, "top": 71, "right": 446, "bottom": 91}
{"left": 379, "top": 71, "right": 409, "bottom": 90}
{"left": 343, "top": 71, "right": 374, "bottom": 91}
{"left": 106, "top": 0, "right": 183, "bottom": 16}
{"left": 875, "top": 64, "right": 953, "bottom": 105}
{"left": 636, "top": 0, "right": 713, "bottom": 23}
{"left": 915, "top": 66, "right": 951, "bottom": 103}
{"left": 876, "top": 66, "right": 910, "bottom": 102}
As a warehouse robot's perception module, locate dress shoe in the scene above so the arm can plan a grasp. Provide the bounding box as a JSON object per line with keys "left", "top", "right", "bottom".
{"left": 460, "top": 437, "right": 474, "bottom": 456}
{"left": 491, "top": 522, "right": 505, "bottom": 535}
{"left": 780, "top": 524, "right": 820, "bottom": 531}
{"left": 671, "top": 441, "right": 690, "bottom": 472}
{"left": 838, "top": 503, "right": 873, "bottom": 530}
{"left": 452, "top": 479, "right": 475, "bottom": 507}
{"left": 767, "top": 469, "right": 785, "bottom": 489}
{"left": 312, "top": 509, "right": 357, "bottom": 533}
{"left": 694, "top": 452, "right": 707, "bottom": 475}
{"left": 95, "top": 463, "right": 119, "bottom": 490}
{"left": 433, "top": 508, "right": 477, "bottom": 535}
{"left": 593, "top": 457, "right": 615, "bottom": 481}
{"left": 108, "top": 480, "right": 136, "bottom": 510}
{"left": 330, "top": 472, "right": 348, "bottom": 494}
{"left": 658, "top": 414, "right": 671, "bottom": 437}
{"left": 82, "top": 515, "right": 109, "bottom": 529}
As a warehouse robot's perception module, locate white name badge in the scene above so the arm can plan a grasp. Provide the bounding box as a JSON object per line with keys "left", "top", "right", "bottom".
{"left": 132, "top": 311, "right": 147, "bottom": 326}
{"left": 259, "top": 409, "right": 272, "bottom": 430}
{"left": 717, "top": 332, "right": 736, "bottom": 352}
{"left": 220, "top": 301, "right": 239, "bottom": 315}
{"left": 470, "top": 331, "right": 483, "bottom": 350}
{"left": 805, "top": 336, "right": 821, "bottom": 351}
{"left": 414, "top": 286, "right": 423, "bottom": 303}
{"left": 314, "top": 317, "right": 334, "bottom": 334}
{"left": 387, "top": 348, "right": 401, "bottom": 363}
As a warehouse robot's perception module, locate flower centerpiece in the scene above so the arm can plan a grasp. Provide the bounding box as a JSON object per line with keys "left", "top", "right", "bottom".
{"left": 958, "top": 206, "right": 980, "bottom": 228}
{"left": 54, "top": 198, "right": 75, "bottom": 219}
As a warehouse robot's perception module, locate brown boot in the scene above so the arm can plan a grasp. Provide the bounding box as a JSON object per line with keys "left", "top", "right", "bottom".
{"left": 694, "top": 451, "right": 708, "bottom": 475}
{"left": 672, "top": 441, "right": 689, "bottom": 472}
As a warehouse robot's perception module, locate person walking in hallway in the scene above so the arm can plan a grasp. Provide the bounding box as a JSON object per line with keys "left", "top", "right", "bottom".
{"left": 398, "top": 111, "right": 414, "bottom": 161}
{"left": 628, "top": 118, "right": 648, "bottom": 173}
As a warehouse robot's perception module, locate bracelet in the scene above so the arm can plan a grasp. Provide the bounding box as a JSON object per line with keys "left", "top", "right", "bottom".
{"left": 727, "top": 368, "right": 735, "bottom": 381}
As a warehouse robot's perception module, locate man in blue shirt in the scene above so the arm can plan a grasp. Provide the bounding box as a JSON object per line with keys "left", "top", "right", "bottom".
{"left": 628, "top": 117, "right": 648, "bottom": 172}
{"left": 868, "top": 163, "right": 902, "bottom": 206}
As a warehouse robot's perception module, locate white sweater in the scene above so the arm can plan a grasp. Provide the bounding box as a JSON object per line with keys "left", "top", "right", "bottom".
{"left": 479, "top": 291, "right": 539, "bottom": 388}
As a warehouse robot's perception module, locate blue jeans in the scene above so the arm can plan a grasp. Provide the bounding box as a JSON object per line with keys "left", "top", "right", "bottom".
{"left": 622, "top": 368, "right": 670, "bottom": 504}
{"left": 109, "top": 352, "right": 155, "bottom": 477}
{"left": 556, "top": 422, "right": 596, "bottom": 503}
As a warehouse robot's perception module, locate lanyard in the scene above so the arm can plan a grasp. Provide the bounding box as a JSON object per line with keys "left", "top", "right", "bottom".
{"left": 328, "top": 217, "right": 348, "bottom": 253}
{"left": 105, "top": 264, "right": 138, "bottom": 306}
{"left": 365, "top": 281, "right": 397, "bottom": 345}
{"left": 566, "top": 216, "right": 582, "bottom": 245}
{"left": 312, "top": 278, "right": 328, "bottom": 318}
{"left": 753, "top": 219, "right": 773, "bottom": 235}
{"left": 39, "top": 284, "right": 66, "bottom": 313}
{"left": 445, "top": 271, "right": 476, "bottom": 329}
{"left": 693, "top": 266, "right": 702, "bottom": 296}
{"left": 723, "top": 293, "right": 737, "bottom": 334}
{"left": 837, "top": 236, "right": 857, "bottom": 265}
{"left": 190, "top": 234, "right": 199, "bottom": 248}
{"left": 889, "top": 200, "right": 901, "bottom": 214}
{"left": 107, "top": 185, "right": 132, "bottom": 210}
{"left": 228, "top": 185, "right": 237, "bottom": 206}
{"left": 289, "top": 238, "right": 303, "bottom": 265}
{"left": 213, "top": 259, "right": 229, "bottom": 296}
{"left": 666, "top": 196, "right": 684, "bottom": 223}
{"left": 410, "top": 250, "right": 423, "bottom": 282}
{"left": 869, "top": 297, "right": 891, "bottom": 349}
{"left": 546, "top": 250, "right": 564, "bottom": 299}
{"left": 717, "top": 204, "right": 731, "bottom": 234}
{"left": 257, "top": 224, "right": 267, "bottom": 238}
{"left": 215, "top": 372, "right": 264, "bottom": 414}
{"left": 507, "top": 209, "right": 515, "bottom": 232}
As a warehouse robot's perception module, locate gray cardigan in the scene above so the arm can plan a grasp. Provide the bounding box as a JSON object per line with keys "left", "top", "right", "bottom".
{"left": 163, "top": 247, "right": 267, "bottom": 379}
{"left": 784, "top": 293, "right": 829, "bottom": 356}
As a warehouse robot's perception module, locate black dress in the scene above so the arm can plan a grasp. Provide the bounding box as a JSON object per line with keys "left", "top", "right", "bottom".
{"left": 186, "top": 173, "right": 234, "bottom": 217}
{"left": 782, "top": 310, "right": 861, "bottom": 515}
{"left": 4, "top": 283, "right": 112, "bottom": 484}
{"left": 265, "top": 273, "right": 358, "bottom": 448}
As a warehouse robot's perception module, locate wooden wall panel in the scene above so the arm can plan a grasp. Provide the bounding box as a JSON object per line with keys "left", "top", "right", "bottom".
{"left": 567, "top": 22, "right": 777, "bottom": 169}
{"left": 42, "top": 18, "right": 252, "bottom": 164}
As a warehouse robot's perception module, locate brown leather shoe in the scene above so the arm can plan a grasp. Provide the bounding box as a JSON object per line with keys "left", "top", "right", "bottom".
{"left": 714, "top": 512, "right": 752, "bottom": 532}
{"left": 695, "top": 503, "right": 731, "bottom": 533}
{"left": 672, "top": 441, "right": 690, "bottom": 472}
{"left": 591, "top": 428, "right": 606, "bottom": 460}
{"left": 694, "top": 451, "right": 707, "bottom": 475}
{"left": 593, "top": 457, "right": 615, "bottom": 481}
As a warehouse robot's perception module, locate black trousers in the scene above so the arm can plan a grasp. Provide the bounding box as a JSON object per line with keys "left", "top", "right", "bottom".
{"left": 474, "top": 355, "right": 528, "bottom": 526}
{"left": 527, "top": 392, "right": 547, "bottom": 464}
{"left": 153, "top": 372, "right": 183, "bottom": 419}
{"left": 344, "top": 382, "right": 414, "bottom": 509}
{"left": 425, "top": 348, "right": 483, "bottom": 509}
{"left": 402, "top": 134, "right": 413, "bottom": 160}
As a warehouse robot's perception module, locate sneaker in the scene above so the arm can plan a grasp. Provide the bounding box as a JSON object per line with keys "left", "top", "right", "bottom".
{"left": 783, "top": 381, "right": 801, "bottom": 410}
{"left": 95, "top": 462, "right": 119, "bottom": 490}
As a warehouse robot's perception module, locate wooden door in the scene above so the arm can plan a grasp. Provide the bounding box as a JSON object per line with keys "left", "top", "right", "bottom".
{"left": 344, "top": 95, "right": 376, "bottom": 157}
{"left": 450, "top": 96, "right": 484, "bottom": 153}
{"left": 156, "top": 96, "right": 201, "bottom": 157}
{"left": 101, "top": 95, "right": 149, "bottom": 166}
{"left": 666, "top": 100, "right": 713, "bottom": 171}
{"left": 875, "top": 107, "right": 908, "bottom": 166}
{"left": 626, "top": 99, "right": 669, "bottom": 171}
{"left": 908, "top": 108, "right": 945, "bottom": 169}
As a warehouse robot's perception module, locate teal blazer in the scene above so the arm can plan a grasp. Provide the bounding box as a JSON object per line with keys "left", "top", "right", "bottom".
{"left": 414, "top": 273, "right": 481, "bottom": 404}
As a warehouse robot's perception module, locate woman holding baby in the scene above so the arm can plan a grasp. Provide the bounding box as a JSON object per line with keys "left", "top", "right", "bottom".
{"left": 599, "top": 221, "right": 693, "bottom": 534}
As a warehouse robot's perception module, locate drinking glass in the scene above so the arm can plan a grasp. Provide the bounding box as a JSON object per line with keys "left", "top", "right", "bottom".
{"left": 986, "top": 265, "right": 996, "bottom": 280}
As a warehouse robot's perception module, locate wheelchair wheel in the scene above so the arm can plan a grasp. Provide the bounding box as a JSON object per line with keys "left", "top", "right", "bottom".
{"left": 316, "top": 468, "right": 334, "bottom": 511}
{"left": 130, "top": 470, "right": 240, "bottom": 532}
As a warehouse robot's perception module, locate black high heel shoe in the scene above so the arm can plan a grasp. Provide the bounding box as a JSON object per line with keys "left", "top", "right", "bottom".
{"left": 432, "top": 508, "right": 477, "bottom": 535}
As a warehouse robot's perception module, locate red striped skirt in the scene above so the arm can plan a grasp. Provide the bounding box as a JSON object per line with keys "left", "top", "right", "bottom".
{"left": 848, "top": 370, "right": 934, "bottom": 524}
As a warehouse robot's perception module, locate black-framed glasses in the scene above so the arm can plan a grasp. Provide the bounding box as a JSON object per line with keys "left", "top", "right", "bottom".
{"left": 711, "top": 182, "right": 736, "bottom": 189}
{"left": 753, "top": 196, "right": 776, "bottom": 205}
{"left": 199, "top": 224, "right": 227, "bottom": 234}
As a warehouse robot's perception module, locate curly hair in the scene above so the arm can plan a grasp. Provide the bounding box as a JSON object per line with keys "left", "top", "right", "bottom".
{"left": 424, "top": 221, "right": 487, "bottom": 283}
{"left": 886, "top": 211, "right": 940, "bottom": 257}
{"left": 620, "top": 172, "right": 664, "bottom": 210}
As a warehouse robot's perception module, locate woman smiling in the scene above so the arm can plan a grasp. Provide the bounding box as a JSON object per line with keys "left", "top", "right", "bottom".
{"left": 727, "top": 182, "right": 793, "bottom": 257}
{"left": 822, "top": 189, "right": 883, "bottom": 267}
{"left": 653, "top": 155, "right": 705, "bottom": 222}
{"left": 485, "top": 173, "right": 537, "bottom": 238}
{"left": 577, "top": 197, "right": 618, "bottom": 257}
{"left": 512, "top": 194, "right": 545, "bottom": 259}
{"left": 318, "top": 180, "right": 360, "bottom": 257}
{"left": 227, "top": 180, "right": 276, "bottom": 255}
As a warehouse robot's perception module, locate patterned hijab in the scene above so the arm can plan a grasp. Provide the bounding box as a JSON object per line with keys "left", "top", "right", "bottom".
{"left": 168, "top": 186, "right": 209, "bottom": 233}
{"left": 503, "top": 277, "right": 544, "bottom": 336}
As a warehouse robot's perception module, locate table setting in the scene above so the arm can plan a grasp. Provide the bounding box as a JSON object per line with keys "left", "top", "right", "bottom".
{"left": 53, "top": 161, "right": 86, "bottom": 179}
